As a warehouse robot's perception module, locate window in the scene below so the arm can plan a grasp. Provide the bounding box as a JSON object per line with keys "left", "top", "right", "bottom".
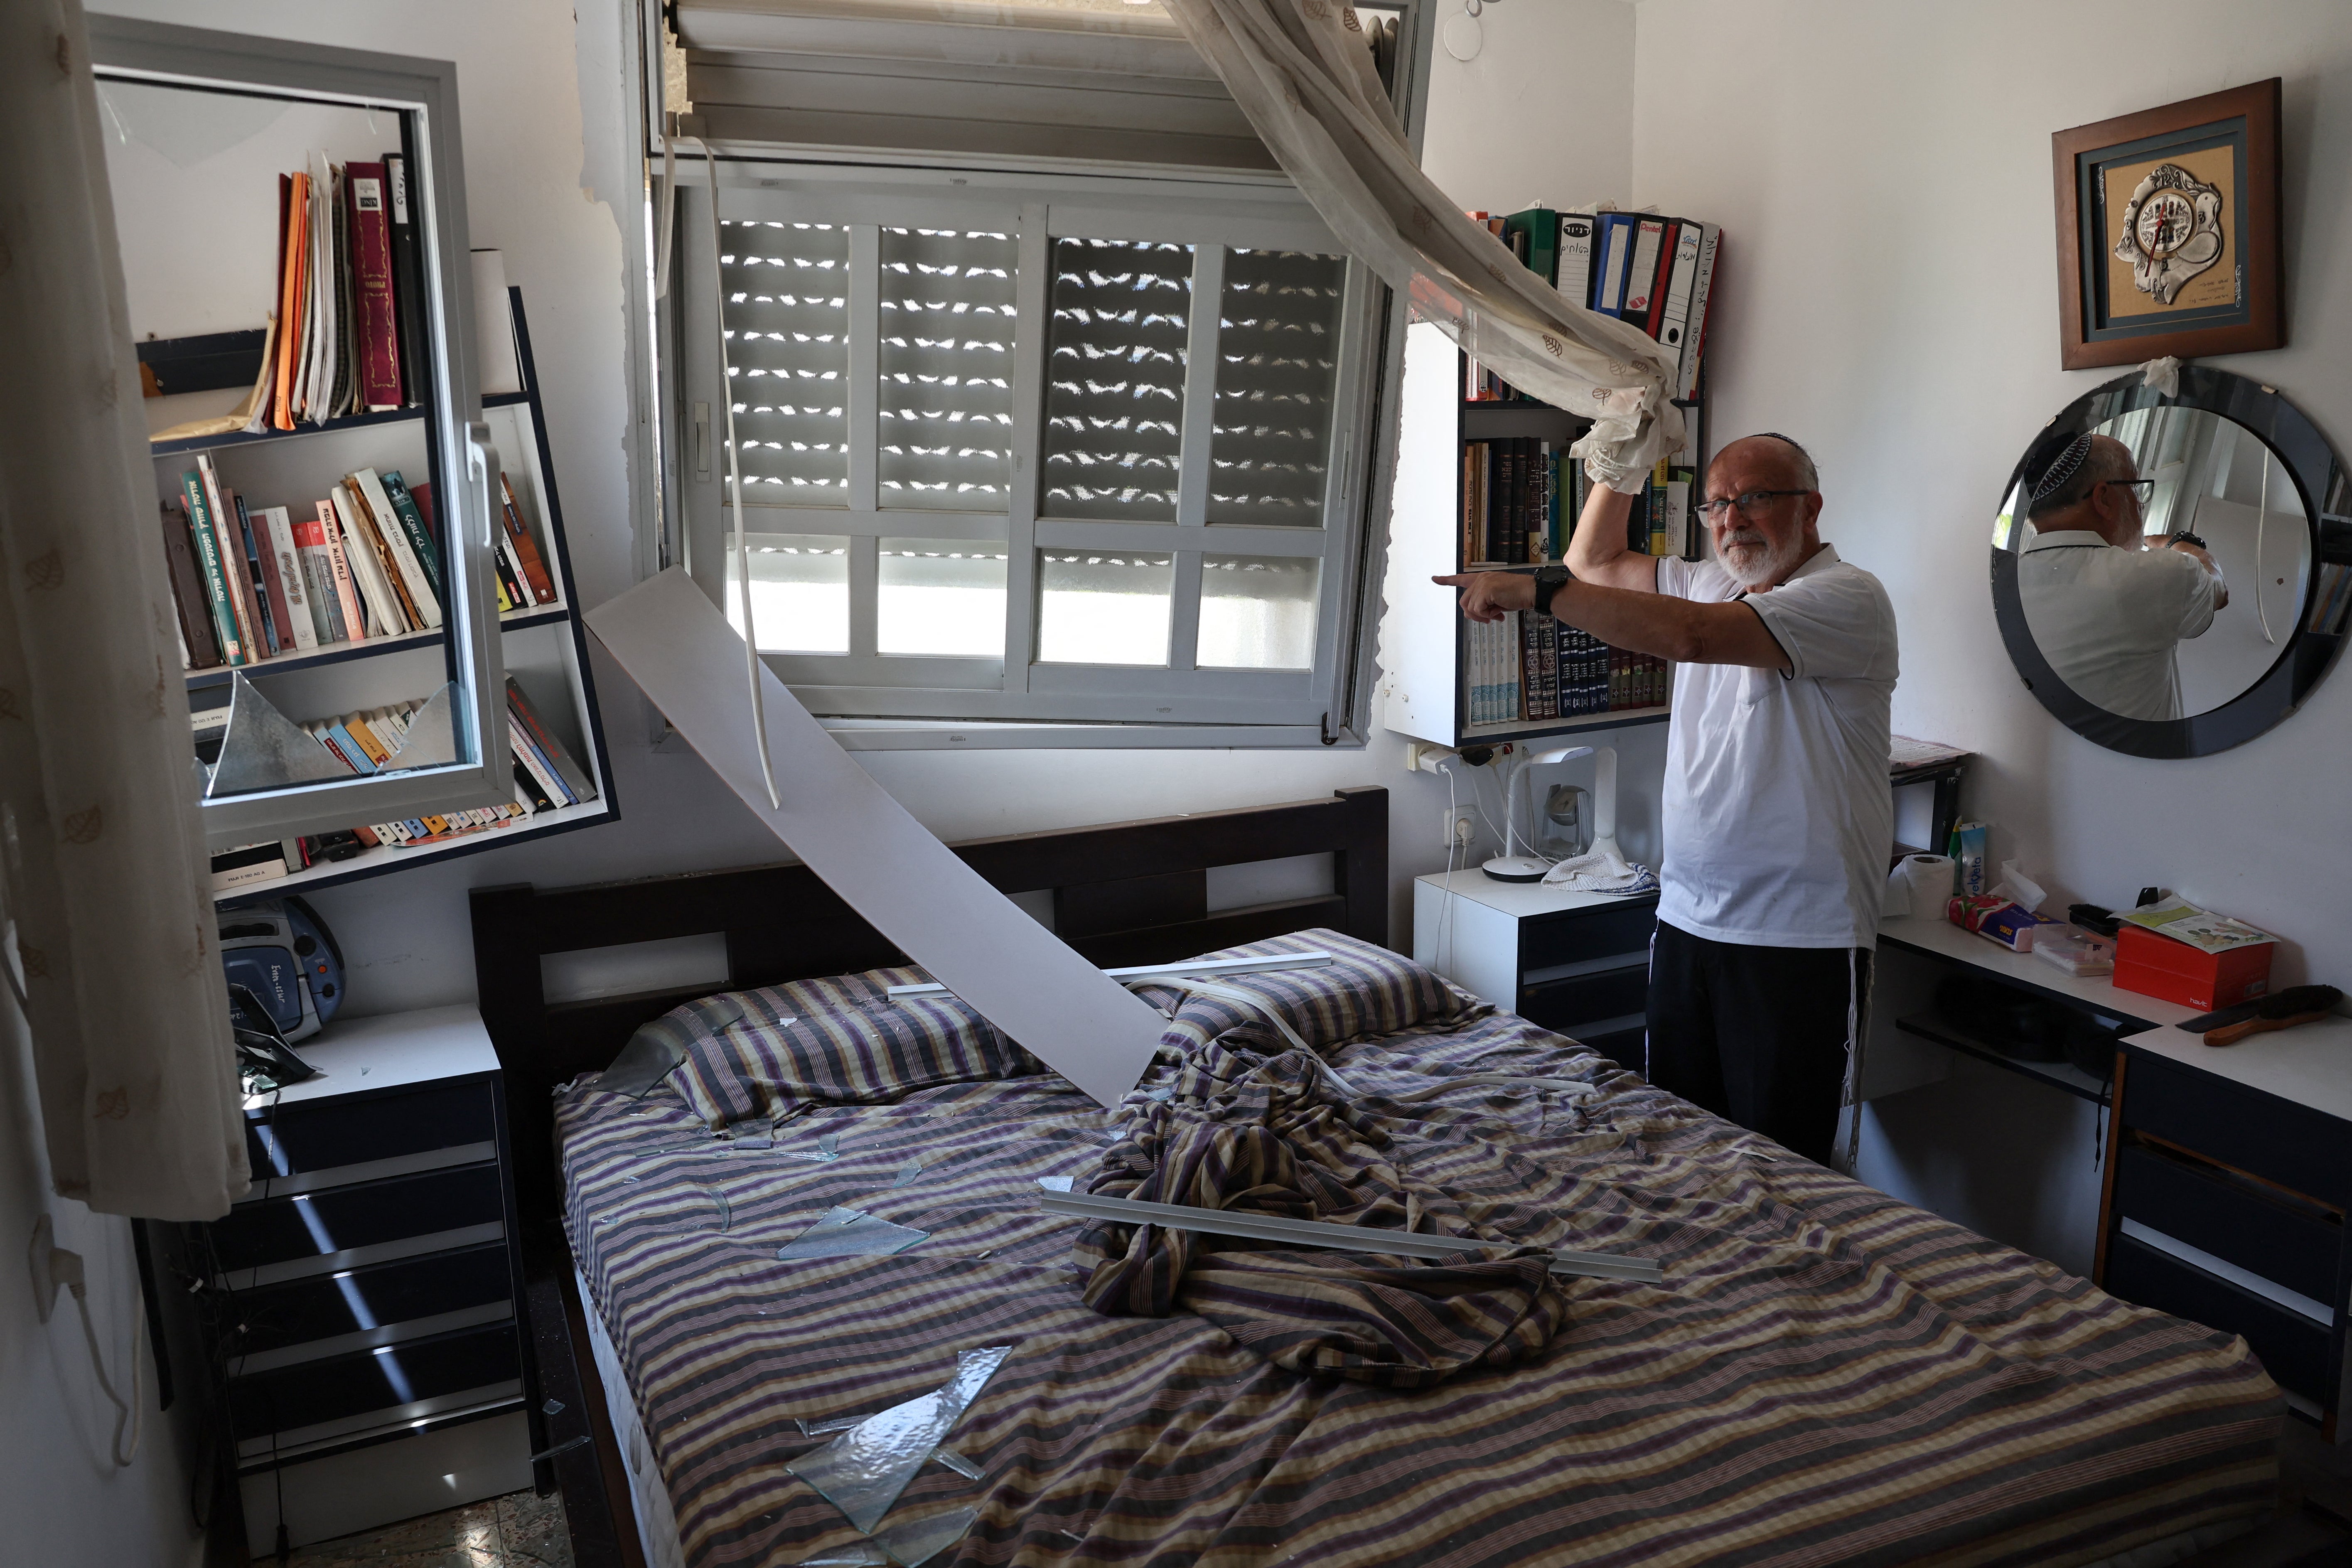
{"left": 669, "top": 167, "right": 1393, "bottom": 744}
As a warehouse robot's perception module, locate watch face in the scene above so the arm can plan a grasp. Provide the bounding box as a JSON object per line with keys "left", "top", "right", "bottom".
{"left": 2135, "top": 189, "right": 2197, "bottom": 259}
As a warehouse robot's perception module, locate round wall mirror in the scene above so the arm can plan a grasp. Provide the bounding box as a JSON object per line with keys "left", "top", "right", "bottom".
{"left": 1991, "top": 366, "right": 2350, "bottom": 757}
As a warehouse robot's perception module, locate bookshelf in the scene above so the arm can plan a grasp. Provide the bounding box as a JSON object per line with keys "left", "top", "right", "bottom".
{"left": 1386, "top": 320, "right": 1705, "bottom": 750}
{"left": 167, "top": 292, "right": 619, "bottom": 907}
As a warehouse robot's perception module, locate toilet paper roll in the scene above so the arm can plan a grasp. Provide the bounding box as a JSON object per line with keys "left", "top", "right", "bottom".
{"left": 1883, "top": 853, "right": 1956, "bottom": 919}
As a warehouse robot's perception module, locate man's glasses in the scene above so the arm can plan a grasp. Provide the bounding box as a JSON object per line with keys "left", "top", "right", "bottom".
{"left": 1696, "top": 489, "right": 1811, "bottom": 523}
{"left": 2099, "top": 479, "right": 2156, "bottom": 504}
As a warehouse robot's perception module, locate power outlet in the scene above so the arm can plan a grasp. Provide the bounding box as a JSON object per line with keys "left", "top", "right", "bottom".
{"left": 1439, "top": 806, "right": 1479, "bottom": 851}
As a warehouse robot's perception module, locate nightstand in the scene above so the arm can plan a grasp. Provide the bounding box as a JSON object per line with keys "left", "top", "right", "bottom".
{"left": 1411, "top": 870, "right": 1658, "bottom": 1060}
{"left": 205, "top": 1005, "right": 536, "bottom": 1553}
{"left": 2099, "top": 1015, "right": 2352, "bottom": 1440}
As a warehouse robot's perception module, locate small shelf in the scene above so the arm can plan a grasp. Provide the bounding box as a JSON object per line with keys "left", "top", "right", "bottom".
{"left": 185, "top": 603, "right": 573, "bottom": 690}
{"left": 148, "top": 390, "right": 532, "bottom": 458}
{"left": 215, "top": 796, "right": 614, "bottom": 907}
{"left": 1896, "top": 1011, "right": 2111, "bottom": 1105}
{"left": 1460, "top": 703, "right": 1672, "bottom": 744}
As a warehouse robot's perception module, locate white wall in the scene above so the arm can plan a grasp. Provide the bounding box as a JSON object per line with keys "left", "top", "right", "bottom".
{"left": 1419, "top": 0, "right": 1634, "bottom": 215}
{"left": 0, "top": 1008, "right": 205, "bottom": 1568}
{"left": 89, "top": 0, "right": 1656, "bottom": 1017}
{"left": 1632, "top": 0, "right": 2352, "bottom": 992}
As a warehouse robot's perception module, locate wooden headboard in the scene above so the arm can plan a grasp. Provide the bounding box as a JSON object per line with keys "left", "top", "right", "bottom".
{"left": 470, "top": 785, "right": 1387, "bottom": 1216}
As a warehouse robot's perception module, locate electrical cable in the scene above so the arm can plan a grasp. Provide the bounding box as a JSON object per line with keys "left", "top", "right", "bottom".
{"left": 72, "top": 1281, "right": 144, "bottom": 1468}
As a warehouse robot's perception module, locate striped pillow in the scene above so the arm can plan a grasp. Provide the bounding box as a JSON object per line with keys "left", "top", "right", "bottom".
{"left": 1143, "top": 929, "right": 1482, "bottom": 1056}
{"left": 657, "top": 930, "right": 1473, "bottom": 1128}
{"left": 662, "top": 967, "right": 1045, "bottom": 1129}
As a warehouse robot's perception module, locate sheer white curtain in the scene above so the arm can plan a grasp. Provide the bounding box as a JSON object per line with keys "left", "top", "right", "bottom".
{"left": 1160, "top": 0, "right": 1686, "bottom": 489}
{"left": 0, "top": 0, "right": 249, "bottom": 1220}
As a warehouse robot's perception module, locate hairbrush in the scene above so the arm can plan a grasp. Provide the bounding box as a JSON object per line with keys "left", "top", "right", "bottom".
{"left": 2203, "top": 984, "right": 2343, "bottom": 1047}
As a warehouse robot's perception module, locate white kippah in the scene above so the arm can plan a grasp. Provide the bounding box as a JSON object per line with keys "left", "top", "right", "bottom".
{"left": 2030, "top": 433, "right": 2094, "bottom": 503}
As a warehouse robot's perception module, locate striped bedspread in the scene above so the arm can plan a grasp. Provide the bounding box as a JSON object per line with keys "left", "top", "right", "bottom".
{"left": 554, "top": 932, "right": 2279, "bottom": 1567}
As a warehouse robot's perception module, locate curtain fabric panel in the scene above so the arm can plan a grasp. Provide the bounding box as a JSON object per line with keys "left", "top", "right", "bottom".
{"left": 0, "top": 0, "right": 248, "bottom": 1220}
{"left": 1160, "top": 0, "right": 1684, "bottom": 489}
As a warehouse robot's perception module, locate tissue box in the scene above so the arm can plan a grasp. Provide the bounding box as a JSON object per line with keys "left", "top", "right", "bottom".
{"left": 2112, "top": 924, "right": 2273, "bottom": 1010}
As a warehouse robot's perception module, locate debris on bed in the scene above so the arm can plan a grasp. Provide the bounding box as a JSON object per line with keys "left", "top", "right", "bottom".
{"left": 777, "top": 1206, "right": 928, "bottom": 1260}
{"left": 780, "top": 1130, "right": 843, "bottom": 1163}
{"left": 870, "top": 1505, "right": 980, "bottom": 1567}
{"left": 1035, "top": 1176, "right": 1073, "bottom": 1192}
{"left": 886, "top": 1158, "right": 924, "bottom": 1188}
{"left": 786, "top": 1345, "right": 1012, "bottom": 1533}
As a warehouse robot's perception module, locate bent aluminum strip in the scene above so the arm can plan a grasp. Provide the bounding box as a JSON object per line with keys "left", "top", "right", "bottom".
{"left": 1038, "top": 1192, "right": 1664, "bottom": 1284}
{"left": 884, "top": 951, "right": 1335, "bottom": 1002}
{"left": 587, "top": 569, "right": 1165, "bottom": 1106}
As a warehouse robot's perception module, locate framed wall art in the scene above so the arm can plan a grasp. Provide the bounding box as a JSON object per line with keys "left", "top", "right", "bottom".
{"left": 2051, "top": 79, "right": 2282, "bottom": 370}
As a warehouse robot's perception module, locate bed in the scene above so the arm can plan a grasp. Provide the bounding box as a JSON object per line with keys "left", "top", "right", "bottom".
{"left": 470, "top": 786, "right": 2281, "bottom": 1568}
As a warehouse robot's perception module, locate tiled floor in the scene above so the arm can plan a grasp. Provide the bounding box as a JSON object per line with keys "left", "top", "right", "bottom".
{"left": 282, "top": 1488, "right": 572, "bottom": 1568}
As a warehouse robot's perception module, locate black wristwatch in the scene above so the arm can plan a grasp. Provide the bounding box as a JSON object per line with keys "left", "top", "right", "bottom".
{"left": 1532, "top": 564, "right": 1571, "bottom": 618}
{"left": 2169, "top": 531, "right": 2208, "bottom": 551}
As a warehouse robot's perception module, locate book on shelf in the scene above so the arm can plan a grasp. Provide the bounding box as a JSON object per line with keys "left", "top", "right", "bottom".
{"left": 199, "top": 680, "right": 601, "bottom": 874}
{"left": 1461, "top": 438, "right": 1570, "bottom": 565}
{"left": 159, "top": 500, "right": 222, "bottom": 670}
{"left": 167, "top": 459, "right": 556, "bottom": 671}
{"left": 1461, "top": 612, "right": 1669, "bottom": 727}
{"left": 344, "top": 162, "right": 404, "bottom": 412}
{"left": 222, "top": 151, "right": 435, "bottom": 439}
{"left": 382, "top": 153, "right": 429, "bottom": 408}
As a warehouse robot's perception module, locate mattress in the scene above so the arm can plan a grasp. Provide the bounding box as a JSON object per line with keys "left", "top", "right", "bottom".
{"left": 553, "top": 931, "right": 2281, "bottom": 1567}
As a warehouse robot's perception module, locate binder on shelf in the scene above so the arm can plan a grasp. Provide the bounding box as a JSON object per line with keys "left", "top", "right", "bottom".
{"left": 1556, "top": 213, "right": 1597, "bottom": 311}
{"left": 382, "top": 153, "right": 430, "bottom": 407}
{"left": 1591, "top": 214, "right": 1636, "bottom": 314}
{"left": 1677, "top": 224, "right": 1721, "bottom": 401}
{"left": 1656, "top": 222, "right": 1702, "bottom": 360}
{"left": 1502, "top": 206, "right": 1559, "bottom": 286}
{"left": 1619, "top": 219, "right": 1667, "bottom": 328}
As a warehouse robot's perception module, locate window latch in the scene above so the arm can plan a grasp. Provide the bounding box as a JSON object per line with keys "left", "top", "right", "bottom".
{"left": 693, "top": 400, "right": 711, "bottom": 479}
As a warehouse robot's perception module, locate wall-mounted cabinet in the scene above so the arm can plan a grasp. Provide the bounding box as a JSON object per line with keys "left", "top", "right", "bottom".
{"left": 1386, "top": 321, "right": 1705, "bottom": 750}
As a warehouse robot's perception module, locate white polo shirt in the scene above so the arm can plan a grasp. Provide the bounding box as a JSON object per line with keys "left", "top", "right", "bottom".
{"left": 2017, "top": 529, "right": 2215, "bottom": 722}
{"left": 1653, "top": 546, "right": 1898, "bottom": 950}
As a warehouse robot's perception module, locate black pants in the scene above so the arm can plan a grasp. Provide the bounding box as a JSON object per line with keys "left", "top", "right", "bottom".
{"left": 1644, "top": 919, "right": 1868, "bottom": 1166}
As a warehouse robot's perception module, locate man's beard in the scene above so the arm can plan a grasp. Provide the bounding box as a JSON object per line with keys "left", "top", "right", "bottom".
{"left": 1719, "top": 527, "right": 1801, "bottom": 588}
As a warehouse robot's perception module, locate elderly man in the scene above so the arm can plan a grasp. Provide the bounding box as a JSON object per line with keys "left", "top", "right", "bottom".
{"left": 2015, "top": 429, "right": 2227, "bottom": 722}
{"left": 1435, "top": 434, "right": 1897, "bottom": 1165}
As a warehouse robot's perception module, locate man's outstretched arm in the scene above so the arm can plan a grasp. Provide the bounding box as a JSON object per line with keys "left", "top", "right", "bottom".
{"left": 1436, "top": 483, "right": 1790, "bottom": 670}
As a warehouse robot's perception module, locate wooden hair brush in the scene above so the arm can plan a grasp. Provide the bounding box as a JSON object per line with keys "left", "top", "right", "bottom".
{"left": 2203, "top": 984, "right": 2342, "bottom": 1047}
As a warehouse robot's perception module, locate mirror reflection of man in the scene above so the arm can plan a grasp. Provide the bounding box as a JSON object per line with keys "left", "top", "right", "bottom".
{"left": 1435, "top": 435, "right": 1896, "bottom": 1168}
{"left": 2016, "top": 430, "right": 2227, "bottom": 723}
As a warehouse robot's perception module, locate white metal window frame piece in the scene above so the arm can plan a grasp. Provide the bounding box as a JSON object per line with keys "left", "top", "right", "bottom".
{"left": 885, "top": 950, "right": 1332, "bottom": 1002}
{"left": 587, "top": 567, "right": 1167, "bottom": 1107}
{"left": 1038, "top": 1192, "right": 1666, "bottom": 1284}
{"left": 668, "top": 157, "right": 1383, "bottom": 737}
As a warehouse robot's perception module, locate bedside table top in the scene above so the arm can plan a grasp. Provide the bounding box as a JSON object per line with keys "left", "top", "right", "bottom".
{"left": 2122, "top": 1013, "right": 2352, "bottom": 1127}
{"left": 249, "top": 1003, "right": 499, "bottom": 1111}
{"left": 1415, "top": 869, "right": 1659, "bottom": 920}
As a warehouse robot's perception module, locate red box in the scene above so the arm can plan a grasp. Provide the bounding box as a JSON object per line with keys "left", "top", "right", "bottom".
{"left": 2112, "top": 924, "right": 2274, "bottom": 1010}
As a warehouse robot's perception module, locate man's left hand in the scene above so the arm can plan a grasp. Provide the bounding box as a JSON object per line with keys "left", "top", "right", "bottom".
{"left": 1433, "top": 571, "right": 1536, "bottom": 623}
